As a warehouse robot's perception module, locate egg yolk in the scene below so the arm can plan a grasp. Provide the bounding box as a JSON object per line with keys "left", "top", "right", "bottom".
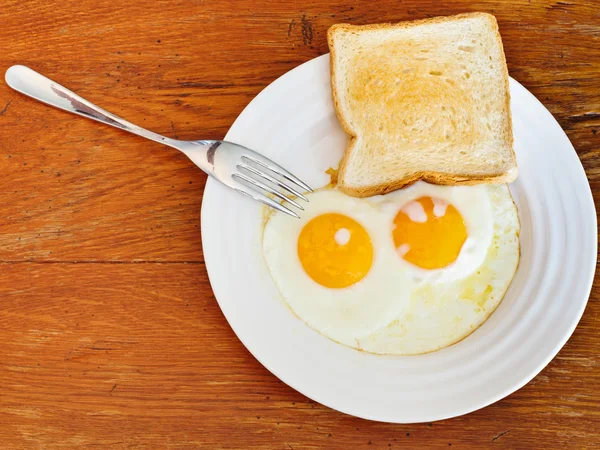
{"left": 298, "top": 213, "right": 373, "bottom": 288}
{"left": 393, "top": 197, "right": 467, "bottom": 269}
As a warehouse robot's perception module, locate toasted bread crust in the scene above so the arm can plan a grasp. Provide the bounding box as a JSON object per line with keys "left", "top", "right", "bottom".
{"left": 328, "top": 12, "right": 516, "bottom": 197}
{"left": 338, "top": 166, "right": 519, "bottom": 198}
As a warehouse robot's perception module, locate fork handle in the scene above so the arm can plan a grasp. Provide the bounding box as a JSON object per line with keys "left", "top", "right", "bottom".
{"left": 5, "top": 65, "right": 180, "bottom": 149}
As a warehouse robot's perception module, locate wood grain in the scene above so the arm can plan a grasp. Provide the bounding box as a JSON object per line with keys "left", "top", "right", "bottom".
{"left": 0, "top": 0, "right": 598, "bottom": 448}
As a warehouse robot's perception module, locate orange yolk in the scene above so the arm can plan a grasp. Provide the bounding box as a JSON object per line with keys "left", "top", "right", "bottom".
{"left": 393, "top": 197, "right": 467, "bottom": 269}
{"left": 298, "top": 213, "right": 373, "bottom": 288}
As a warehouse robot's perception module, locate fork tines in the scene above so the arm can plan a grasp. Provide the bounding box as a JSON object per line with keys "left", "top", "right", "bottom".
{"left": 233, "top": 155, "right": 312, "bottom": 218}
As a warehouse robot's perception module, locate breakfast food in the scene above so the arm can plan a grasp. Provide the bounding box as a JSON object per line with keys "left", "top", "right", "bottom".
{"left": 263, "top": 189, "right": 414, "bottom": 343}
{"left": 328, "top": 12, "right": 517, "bottom": 197}
{"left": 262, "top": 182, "right": 520, "bottom": 355}
{"left": 261, "top": 13, "right": 520, "bottom": 355}
{"left": 360, "top": 184, "right": 519, "bottom": 354}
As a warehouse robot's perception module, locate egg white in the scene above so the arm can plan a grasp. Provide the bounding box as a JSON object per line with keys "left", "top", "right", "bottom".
{"left": 262, "top": 183, "right": 520, "bottom": 356}
{"left": 262, "top": 189, "right": 414, "bottom": 346}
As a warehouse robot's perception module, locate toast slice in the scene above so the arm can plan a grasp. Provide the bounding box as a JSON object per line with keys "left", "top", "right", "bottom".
{"left": 328, "top": 13, "right": 517, "bottom": 197}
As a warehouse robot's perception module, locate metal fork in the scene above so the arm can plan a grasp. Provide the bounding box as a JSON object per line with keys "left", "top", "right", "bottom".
{"left": 4, "top": 65, "right": 311, "bottom": 218}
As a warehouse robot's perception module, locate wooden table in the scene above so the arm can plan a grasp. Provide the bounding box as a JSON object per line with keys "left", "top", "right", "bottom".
{"left": 1, "top": 0, "right": 598, "bottom": 448}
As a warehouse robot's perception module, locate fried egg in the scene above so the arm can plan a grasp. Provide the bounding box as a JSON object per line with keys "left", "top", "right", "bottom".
{"left": 359, "top": 184, "right": 520, "bottom": 355}
{"left": 261, "top": 182, "right": 520, "bottom": 354}
{"left": 366, "top": 182, "right": 494, "bottom": 284}
{"left": 263, "top": 190, "right": 414, "bottom": 345}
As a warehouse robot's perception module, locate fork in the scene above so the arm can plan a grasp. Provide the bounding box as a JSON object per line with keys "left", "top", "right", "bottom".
{"left": 4, "top": 65, "right": 311, "bottom": 218}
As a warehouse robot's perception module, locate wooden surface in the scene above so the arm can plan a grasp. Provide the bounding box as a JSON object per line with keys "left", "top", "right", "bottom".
{"left": 0, "top": 0, "right": 599, "bottom": 448}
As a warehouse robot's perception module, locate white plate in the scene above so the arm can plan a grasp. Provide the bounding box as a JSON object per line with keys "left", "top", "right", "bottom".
{"left": 201, "top": 54, "right": 596, "bottom": 423}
